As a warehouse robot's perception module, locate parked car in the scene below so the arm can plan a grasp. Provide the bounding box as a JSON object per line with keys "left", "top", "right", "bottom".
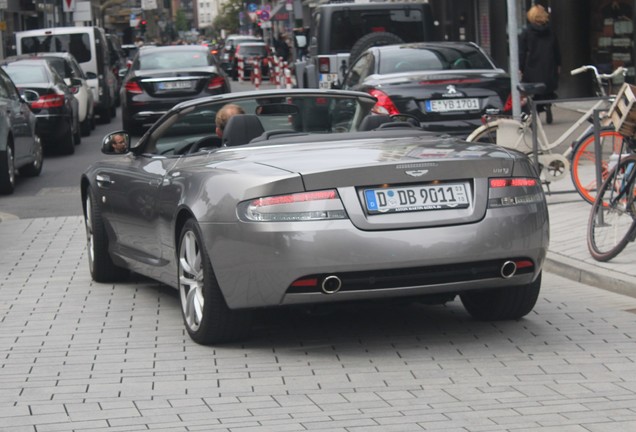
{"left": 120, "top": 45, "right": 231, "bottom": 134}
{"left": 219, "top": 34, "right": 263, "bottom": 76}
{"left": 106, "top": 34, "right": 127, "bottom": 106}
{"left": 342, "top": 42, "right": 510, "bottom": 137}
{"left": 16, "top": 26, "right": 117, "bottom": 124}
{"left": 231, "top": 41, "right": 271, "bottom": 81}
{"left": 0, "top": 67, "right": 42, "bottom": 194}
{"left": 5, "top": 53, "right": 96, "bottom": 137}
{"left": 81, "top": 89, "right": 549, "bottom": 345}
{"left": 1, "top": 58, "right": 80, "bottom": 155}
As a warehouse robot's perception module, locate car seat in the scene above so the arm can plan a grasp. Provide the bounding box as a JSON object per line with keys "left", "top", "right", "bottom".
{"left": 359, "top": 114, "right": 393, "bottom": 131}
{"left": 221, "top": 114, "right": 265, "bottom": 146}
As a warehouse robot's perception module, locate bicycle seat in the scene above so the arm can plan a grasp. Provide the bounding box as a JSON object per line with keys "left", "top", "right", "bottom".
{"left": 517, "top": 82, "right": 547, "bottom": 96}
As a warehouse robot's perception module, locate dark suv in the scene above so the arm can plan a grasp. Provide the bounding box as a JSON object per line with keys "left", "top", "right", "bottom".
{"left": 295, "top": 2, "right": 438, "bottom": 89}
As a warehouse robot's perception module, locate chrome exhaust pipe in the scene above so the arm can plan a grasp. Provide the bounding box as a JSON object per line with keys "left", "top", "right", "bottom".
{"left": 321, "top": 275, "right": 342, "bottom": 294}
{"left": 500, "top": 261, "right": 517, "bottom": 279}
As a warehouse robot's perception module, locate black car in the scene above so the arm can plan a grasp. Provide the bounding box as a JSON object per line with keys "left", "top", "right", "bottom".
{"left": 342, "top": 42, "right": 510, "bottom": 137}
{"left": 121, "top": 45, "right": 232, "bottom": 134}
{"left": 1, "top": 58, "right": 80, "bottom": 155}
{"left": 219, "top": 34, "right": 263, "bottom": 76}
{"left": 231, "top": 41, "right": 271, "bottom": 81}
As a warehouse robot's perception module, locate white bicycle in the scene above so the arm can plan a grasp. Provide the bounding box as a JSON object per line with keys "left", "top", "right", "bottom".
{"left": 466, "top": 65, "right": 628, "bottom": 204}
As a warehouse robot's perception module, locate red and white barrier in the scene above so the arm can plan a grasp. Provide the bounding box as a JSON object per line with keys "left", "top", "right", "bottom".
{"left": 283, "top": 62, "right": 293, "bottom": 89}
{"left": 238, "top": 58, "right": 245, "bottom": 81}
{"left": 251, "top": 59, "right": 261, "bottom": 90}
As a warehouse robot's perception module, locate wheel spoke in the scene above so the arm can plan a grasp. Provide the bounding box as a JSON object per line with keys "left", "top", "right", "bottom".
{"left": 179, "top": 228, "right": 206, "bottom": 331}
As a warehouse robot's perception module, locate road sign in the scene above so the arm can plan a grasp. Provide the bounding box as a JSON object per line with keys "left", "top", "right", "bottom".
{"left": 260, "top": 10, "right": 270, "bottom": 21}
{"left": 248, "top": 3, "right": 258, "bottom": 12}
{"left": 62, "top": 0, "right": 76, "bottom": 13}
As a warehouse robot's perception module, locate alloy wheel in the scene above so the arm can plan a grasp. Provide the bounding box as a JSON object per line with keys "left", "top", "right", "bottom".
{"left": 179, "top": 230, "right": 205, "bottom": 331}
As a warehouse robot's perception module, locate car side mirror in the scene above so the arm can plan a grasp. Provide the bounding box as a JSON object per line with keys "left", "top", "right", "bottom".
{"left": 71, "top": 77, "right": 83, "bottom": 87}
{"left": 21, "top": 89, "right": 39, "bottom": 103}
{"left": 85, "top": 71, "right": 98, "bottom": 79}
{"left": 102, "top": 131, "right": 131, "bottom": 155}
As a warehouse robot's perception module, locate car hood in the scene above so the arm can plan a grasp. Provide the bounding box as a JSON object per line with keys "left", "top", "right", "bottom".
{"left": 213, "top": 134, "right": 519, "bottom": 190}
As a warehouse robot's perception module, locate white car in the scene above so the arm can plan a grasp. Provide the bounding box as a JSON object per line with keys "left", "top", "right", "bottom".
{"left": 37, "top": 53, "right": 95, "bottom": 136}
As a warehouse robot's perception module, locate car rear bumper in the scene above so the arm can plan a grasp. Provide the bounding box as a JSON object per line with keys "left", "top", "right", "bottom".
{"left": 35, "top": 114, "right": 71, "bottom": 141}
{"left": 203, "top": 204, "right": 549, "bottom": 309}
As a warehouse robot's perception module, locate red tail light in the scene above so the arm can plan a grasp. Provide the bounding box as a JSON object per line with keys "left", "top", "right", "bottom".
{"left": 207, "top": 75, "right": 226, "bottom": 90}
{"left": 125, "top": 81, "right": 143, "bottom": 94}
{"left": 503, "top": 94, "right": 513, "bottom": 113}
{"left": 489, "top": 178, "right": 538, "bottom": 188}
{"left": 369, "top": 89, "right": 399, "bottom": 115}
{"left": 318, "top": 57, "right": 330, "bottom": 73}
{"left": 69, "top": 86, "right": 80, "bottom": 95}
{"left": 30, "top": 93, "right": 65, "bottom": 109}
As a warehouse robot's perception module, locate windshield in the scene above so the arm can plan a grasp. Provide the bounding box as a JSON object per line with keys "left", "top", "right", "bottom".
{"left": 2, "top": 64, "right": 48, "bottom": 84}
{"left": 139, "top": 50, "right": 209, "bottom": 69}
{"left": 148, "top": 92, "right": 374, "bottom": 155}
{"left": 20, "top": 33, "right": 92, "bottom": 63}
{"left": 378, "top": 46, "right": 494, "bottom": 74}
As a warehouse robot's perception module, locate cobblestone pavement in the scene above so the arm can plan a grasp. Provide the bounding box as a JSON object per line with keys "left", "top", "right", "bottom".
{"left": 1, "top": 216, "right": 636, "bottom": 431}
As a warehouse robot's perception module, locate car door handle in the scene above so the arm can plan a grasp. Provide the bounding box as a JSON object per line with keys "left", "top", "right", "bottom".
{"left": 96, "top": 174, "right": 114, "bottom": 187}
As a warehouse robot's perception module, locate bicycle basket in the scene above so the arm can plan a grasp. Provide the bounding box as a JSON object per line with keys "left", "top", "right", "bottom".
{"left": 609, "top": 83, "right": 636, "bottom": 138}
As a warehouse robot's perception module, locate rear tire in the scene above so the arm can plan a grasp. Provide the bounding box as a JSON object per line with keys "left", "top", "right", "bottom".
{"left": 81, "top": 116, "right": 92, "bottom": 136}
{"left": 18, "top": 135, "right": 43, "bottom": 177}
{"left": 0, "top": 144, "right": 16, "bottom": 195}
{"left": 178, "top": 219, "right": 252, "bottom": 344}
{"left": 84, "top": 188, "right": 129, "bottom": 282}
{"left": 349, "top": 32, "right": 404, "bottom": 65}
{"left": 460, "top": 272, "right": 541, "bottom": 320}
{"left": 59, "top": 120, "right": 75, "bottom": 155}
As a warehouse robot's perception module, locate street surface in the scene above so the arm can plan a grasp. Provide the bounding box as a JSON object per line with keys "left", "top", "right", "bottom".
{"left": 0, "top": 81, "right": 635, "bottom": 430}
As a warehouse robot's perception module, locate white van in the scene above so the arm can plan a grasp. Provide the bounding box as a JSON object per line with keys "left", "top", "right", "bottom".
{"left": 15, "top": 26, "right": 116, "bottom": 124}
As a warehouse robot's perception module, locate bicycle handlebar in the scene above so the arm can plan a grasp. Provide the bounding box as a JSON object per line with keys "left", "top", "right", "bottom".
{"left": 570, "top": 65, "right": 627, "bottom": 97}
{"left": 570, "top": 65, "right": 627, "bottom": 80}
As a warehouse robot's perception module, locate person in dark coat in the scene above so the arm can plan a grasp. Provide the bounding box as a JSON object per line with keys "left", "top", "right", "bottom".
{"left": 519, "top": 4, "right": 561, "bottom": 124}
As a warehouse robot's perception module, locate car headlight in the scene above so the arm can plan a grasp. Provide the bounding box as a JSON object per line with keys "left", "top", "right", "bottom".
{"left": 239, "top": 189, "right": 348, "bottom": 222}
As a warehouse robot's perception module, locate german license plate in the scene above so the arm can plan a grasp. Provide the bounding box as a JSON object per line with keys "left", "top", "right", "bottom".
{"left": 425, "top": 98, "right": 479, "bottom": 112}
{"left": 157, "top": 80, "right": 193, "bottom": 90}
{"left": 364, "top": 182, "right": 470, "bottom": 214}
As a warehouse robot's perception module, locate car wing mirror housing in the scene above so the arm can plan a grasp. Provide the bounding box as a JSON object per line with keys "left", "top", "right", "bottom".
{"left": 102, "top": 131, "right": 131, "bottom": 155}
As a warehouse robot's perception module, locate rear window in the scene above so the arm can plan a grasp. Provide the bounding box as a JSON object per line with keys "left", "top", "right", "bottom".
{"left": 2, "top": 64, "right": 48, "bottom": 84}
{"left": 328, "top": 9, "right": 425, "bottom": 53}
{"left": 238, "top": 45, "right": 267, "bottom": 57}
{"left": 378, "top": 46, "right": 494, "bottom": 74}
{"left": 20, "top": 33, "right": 92, "bottom": 63}
{"left": 139, "top": 50, "right": 209, "bottom": 69}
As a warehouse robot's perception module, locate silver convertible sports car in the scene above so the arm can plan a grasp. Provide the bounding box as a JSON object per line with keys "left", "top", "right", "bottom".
{"left": 81, "top": 89, "right": 549, "bottom": 345}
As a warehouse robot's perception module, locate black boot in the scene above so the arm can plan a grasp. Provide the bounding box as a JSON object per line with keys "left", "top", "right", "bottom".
{"left": 545, "top": 104, "right": 553, "bottom": 124}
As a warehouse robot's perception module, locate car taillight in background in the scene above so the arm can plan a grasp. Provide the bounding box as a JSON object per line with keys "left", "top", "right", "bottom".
{"left": 30, "top": 93, "right": 65, "bottom": 109}
{"left": 207, "top": 75, "right": 226, "bottom": 90}
{"left": 368, "top": 89, "right": 399, "bottom": 116}
{"left": 488, "top": 177, "right": 544, "bottom": 208}
{"left": 125, "top": 81, "right": 143, "bottom": 94}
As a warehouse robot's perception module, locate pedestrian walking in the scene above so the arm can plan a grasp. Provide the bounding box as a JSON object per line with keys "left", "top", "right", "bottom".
{"left": 519, "top": 4, "right": 561, "bottom": 124}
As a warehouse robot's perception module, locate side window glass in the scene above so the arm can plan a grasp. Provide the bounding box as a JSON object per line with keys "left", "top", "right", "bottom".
{"left": 1, "top": 72, "right": 20, "bottom": 100}
{"left": 0, "top": 76, "right": 9, "bottom": 99}
{"left": 345, "top": 53, "right": 372, "bottom": 87}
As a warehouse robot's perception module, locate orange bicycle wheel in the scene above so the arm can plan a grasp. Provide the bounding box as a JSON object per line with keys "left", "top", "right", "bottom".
{"left": 570, "top": 128, "right": 626, "bottom": 204}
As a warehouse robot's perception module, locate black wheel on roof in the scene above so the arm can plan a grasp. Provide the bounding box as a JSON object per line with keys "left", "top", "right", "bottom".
{"left": 349, "top": 32, "right": 404, "bottom": 65}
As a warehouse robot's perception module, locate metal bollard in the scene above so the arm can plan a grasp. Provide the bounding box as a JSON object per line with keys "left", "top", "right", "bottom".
{"left": 252, "top": 59, "right": 261, "bottom": 90}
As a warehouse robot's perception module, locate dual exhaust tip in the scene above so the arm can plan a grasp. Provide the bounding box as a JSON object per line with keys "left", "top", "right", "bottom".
{"left": 319, "top": 260, "right": 519, "bottom": 295}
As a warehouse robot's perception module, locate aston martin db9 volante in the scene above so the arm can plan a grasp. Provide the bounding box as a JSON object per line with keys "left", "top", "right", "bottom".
{"left": 81, "top": 89, "right": 549, "bottom": 344}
